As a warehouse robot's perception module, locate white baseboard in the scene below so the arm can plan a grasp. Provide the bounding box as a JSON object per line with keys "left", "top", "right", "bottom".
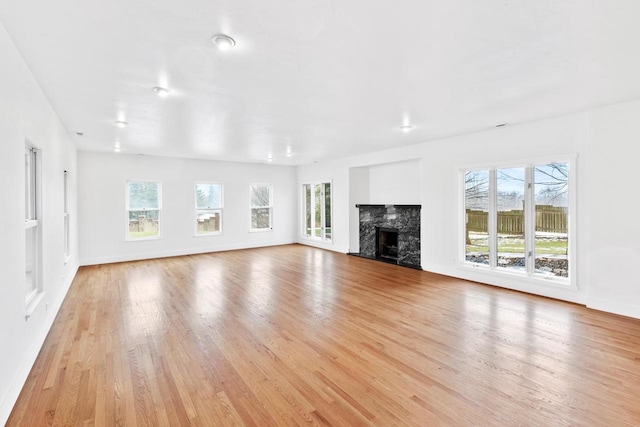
{"left": 421, "top": 262, "right": 586, "bottom": 305}
{"left": 79, "top": 241, "right": 296, "bottom": 266}
{"left": 295, "top": 238, "right": 348, "bottom": 254}
{"left": 587, "top": 297, "right": 640, "bottom": 319}
{"left": 0, "top": 263, "right": 79, "bottom": 426}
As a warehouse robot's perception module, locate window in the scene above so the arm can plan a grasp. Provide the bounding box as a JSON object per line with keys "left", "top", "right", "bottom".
{"left": 302, "top": 181, "right": 332, "bottom": 241}
{"left": 250, "top": 183, "right": 272, "bottom": 231}
{"left": 126, "top": 181, "right": 161, "bottom": 240}
{"left": 63, "top": 170, "right": 70, "bottom": 261}
{"left": 25, "top": 145, "right": 40, "bottom": 305}
{"left": 464, "top": 161, "right": 571, "bottom": 281}
{"left": 195, "top": 183, "right": 223, "bottom": 235}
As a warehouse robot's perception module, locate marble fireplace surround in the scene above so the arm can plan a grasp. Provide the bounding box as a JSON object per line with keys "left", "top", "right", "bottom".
{"left": 353, "top": 204, "right": 421, "bottom": 269}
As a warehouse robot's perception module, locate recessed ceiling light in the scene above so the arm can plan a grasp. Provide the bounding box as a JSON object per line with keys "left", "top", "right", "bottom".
{"left": 115, "top": 120, "right": 128, "bottom": 128}
{"left": 114, "top": 147, "right": 121, "bottom": 153}
{"left": 75, "top": 132, "right": 84, "bottom": 136}
{"left": 153, "top": 86, "right": 171, "bottom": 97}
{"left": 400, "top": 125, "right": 413, "bottom": 133}
{"left": 211, "top": 34, "right": 236, "bottom": 50}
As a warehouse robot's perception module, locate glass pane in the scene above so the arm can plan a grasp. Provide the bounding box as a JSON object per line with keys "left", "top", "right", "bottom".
{"left": 534, "top": 163, "right": 569, "bottom": 278}
{"left": 196, "top": 183, "right": 222, "bottom": 209}
{"left": 324, "top": 183, "right": 331, "bottom": 240}
{"left": 465, "top": 170, "right": 489, "bottom": 265}
{"left": 25, "top": 147, "right": 34, "bottom": 220}
{"left": 26, "top": 225, "right": 37, "bottom": 297}
{"left": 196, "top": 209, "right": 221, "bottom": 234}
{"left": 128, "top": 182, "right": 159, "bottom": 209}
{"left": 251, "top": 208, "right": 271, "bottom": 229}
{"left": 250, "top": 184, "right": 270, "bottom": 207}
{"left": 314, "top": 185, "right": 322, "bottom": 237}
{"left": 304, "top": 184, "right": 311, "bottom": 236}
{"left": 64, "top": 214, "right": 70, "bottom": 257}
{"left": 128, "top": 209, "right": 160, "bottom": 238}
{"left": 496, "top": 167, "right": 525, "bottom": 271}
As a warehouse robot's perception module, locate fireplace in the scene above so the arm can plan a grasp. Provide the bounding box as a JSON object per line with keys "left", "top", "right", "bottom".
{"left": 352, "top": 204, "right": 421, "bottom": 269}
{"left": 377, "top": 227, "right": 399, "bottom": 262}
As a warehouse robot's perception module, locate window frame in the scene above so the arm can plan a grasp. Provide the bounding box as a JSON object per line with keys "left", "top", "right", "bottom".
{"left": 125, "top": 180, "right": 162, "bottom": 241}
{"left": 249, "top": 183, "right": 273, "bottom": 232}
{"left": 194, "top": 182, "right": 223, "bottom": 236}
{"left": 460, "top": 155, "right": 576, "bottom": 289}
{"left": 301, "top": 180, "right": 333, "bottom": 242}
{"left": 25, "top": 144, "right": 43, "bottom": 312}
{"left": 63, "top": 170, "right": 71, "bottom": 262}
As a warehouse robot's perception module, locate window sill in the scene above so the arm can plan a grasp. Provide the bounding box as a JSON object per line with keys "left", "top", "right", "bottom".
{"left": 125, "top": 236, "right": 163, "bottom": 242}
{"left": 25, "top": 291, "right": 45, "bottom": 320}
{"left": 459, "top": 262, "right": 574, "bottom": 289}
{"left": 194, "top": 232, "right": 222, "bottom": 237}
{"left": 249, "top": 228, "right": 273, "bottom": 233}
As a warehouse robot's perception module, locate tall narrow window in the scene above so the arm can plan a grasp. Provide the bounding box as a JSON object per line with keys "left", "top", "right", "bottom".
{"left": 496, "top": 167, "right": 525, "bottom": 271}
{"left": 465, "top": 170, "right": 489, "bottom": 265}
{"left": 463, "top": 160, "right": 571, "bottom": 282}
{"left": 533, "top": 163, "right": 569, "bottom": 278}
{"left": 25, "top": 145, "right": 39, "bottom": 304}
{"left": 126, "top": 181, "right": 161, "bottom": 240}
{"left": 195, "top": 183, "right": 223, "bottom": 235}
{"left": 63, "top": 170, "right": 70, "bottom": 261}
{"left": 250, "top": 183, "right": 272, "bottom": 231}
{"left": 302, "top": 181, "right": 332, "bottom": 241}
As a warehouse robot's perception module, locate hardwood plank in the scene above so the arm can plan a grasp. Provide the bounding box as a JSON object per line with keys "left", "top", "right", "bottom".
{"left": 7, "top": 244, "right": 640, "bottom": 426}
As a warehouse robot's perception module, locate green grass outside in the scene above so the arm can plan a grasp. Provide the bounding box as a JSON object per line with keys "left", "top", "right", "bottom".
{"left": 467, "top": 235, "right": 567, "bottom": 255}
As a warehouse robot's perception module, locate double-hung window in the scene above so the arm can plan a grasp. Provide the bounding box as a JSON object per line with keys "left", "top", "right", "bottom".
{"left": 126, "top": 181, "right": 161, "bottom": 240}
{"left": 250, "top": 183, "right": 272, "bottom": 231}
{"left": 195, "top": 183, "right": 223, "bottom": 235}
{"left": 302, "top": 181, "right": 332, "bottom": 241}
{"left": 25, "top": 145, "right": 40, "bottom": 305}
{"left": 63, "top": 170, "right": 70, "bottom": 261}
{"left": 463, "top": 160, "right": 573, "bottom": 282}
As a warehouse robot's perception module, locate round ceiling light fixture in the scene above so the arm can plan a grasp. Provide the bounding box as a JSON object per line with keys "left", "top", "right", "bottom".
{"left": 115, "top": 120, "right": 128, "bottom": 128}
{"left": 153, "top": 86, "right": 171, "bottom": 97}
{"left": 400, "top": 125, "right": 413, "bottom": 133}
{"left": 211, "top": 34, "right": 236, "bottom": 50}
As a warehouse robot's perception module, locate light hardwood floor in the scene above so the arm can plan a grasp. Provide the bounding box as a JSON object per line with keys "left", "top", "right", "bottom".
{"left": 8, "top": 244, "right": 640, "bottom": 426}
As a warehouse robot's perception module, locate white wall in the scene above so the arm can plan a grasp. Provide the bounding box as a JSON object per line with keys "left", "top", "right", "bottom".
{"left": 585, "top": 102, "right": 640, "bottom": 317}
{"left": 0, "top": 23, "right": 79, "bottom": 425}
{"left": 78, "top": 152, "right": 297, "bottom": 265}
{"left": 368, "top": 160, "right": 421, "bottom": 204}
{"left": 298, "top": 104, "right": 640, "bottom": 319}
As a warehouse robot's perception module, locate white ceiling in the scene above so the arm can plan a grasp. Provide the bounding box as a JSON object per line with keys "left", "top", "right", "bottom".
{"left": 2, "top": 0, "right": 640, "bottom": 165}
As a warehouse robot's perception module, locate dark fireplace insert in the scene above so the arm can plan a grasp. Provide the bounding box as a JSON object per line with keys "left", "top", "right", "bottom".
{"left": 376, "top": 227, "right": 399, "bottom": 262}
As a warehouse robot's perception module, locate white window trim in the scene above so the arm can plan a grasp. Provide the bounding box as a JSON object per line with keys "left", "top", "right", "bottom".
{"left": 300, "top": 180, "right": 333, "bottom": 243}
{"left": 249, "top": 183, "right": 273, "bottom": 232}
{"left": 194, "top": 181, "right": 223, "bottom": 237}
{"left": 458, "top": 155, "right": 577, "bottom": 290}
{"left": 63, "top": 170, "right": 71, "bottom": 263}
{"left": 125, "top": 180, "right": 163, "bottom": 241}
{"left": 25, "top": 144, "right": 44, "bottom": 317}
